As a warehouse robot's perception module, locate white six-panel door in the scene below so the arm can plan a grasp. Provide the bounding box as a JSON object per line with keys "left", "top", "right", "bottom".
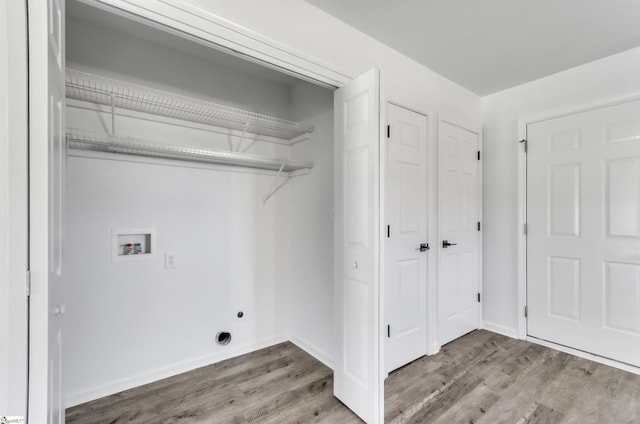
{"left": 334, "top": 69, "right": 382, "bottom": 424}
{"left": 527, "top": 100, "right": 640, "bottom": 367}
{"left": 29, "top": 0, "right": 66, "bottom": 422}
{"left": 437, "top": 121, "right": 480, "bottom": 345}
{"left": 385, "top": 104, "right": 428, "bottom": 373}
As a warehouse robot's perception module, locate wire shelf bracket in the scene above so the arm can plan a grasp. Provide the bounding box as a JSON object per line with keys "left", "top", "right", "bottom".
{"left": 263, "top": 163, "right": 288, "bottom": 203}
{"left": 263, "top": 165, "right": 310, "bottom": 203}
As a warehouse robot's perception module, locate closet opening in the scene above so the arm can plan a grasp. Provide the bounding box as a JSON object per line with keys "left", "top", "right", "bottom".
{"left": 63, "top": 0, "right": 337, "bottom": 418}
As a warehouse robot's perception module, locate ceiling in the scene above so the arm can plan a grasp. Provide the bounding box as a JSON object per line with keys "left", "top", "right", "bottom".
{"left": 305, "top": 0, "right": 640, "bottom": 95}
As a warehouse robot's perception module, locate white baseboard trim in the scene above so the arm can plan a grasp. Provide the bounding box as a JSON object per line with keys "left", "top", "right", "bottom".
{"left": 526, "top": 337, "right": 640, "bottom": 376}
{"left": 289, "top": 335, "right": 334, "bottom": 370}
{"left": 481, "top": 321, "right": 519, "bottom": 339}
{"left": 65, "top": 333, "right": 289, "bottom": 408}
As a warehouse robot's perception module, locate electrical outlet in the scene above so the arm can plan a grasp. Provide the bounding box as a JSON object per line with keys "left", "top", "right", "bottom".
{"left": 165, "top": 252, "right": 177, "bottom": 269}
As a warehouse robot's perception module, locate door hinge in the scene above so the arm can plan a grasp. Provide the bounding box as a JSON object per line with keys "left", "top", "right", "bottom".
{"left": 387, "top": 225, "right": 390, "bottom": 238}
{"left": 477, "top": 150, "right": 481, "bottom": 160}
{"left": 477, "top": 221, "right": 481, "bottom": 232}
{"left": 524, "top": 306, "right": 528, "bottom": 318}
{"left": 26, "top": 270, "right": 31, "bottom": 297}
{"left": 477, "top": 293, "right": 481, "bottom": 303}
{"left": 519, "top": 139, "right": 527, "bottom": 153}
{"left": 387, "top": 325, "right": 391, "bottom": 338}
{"left": 387, "top": 125, "right": 390, "bottom": 138}
{"left": 524, "top": 223, "right": 527, "bottom": 235}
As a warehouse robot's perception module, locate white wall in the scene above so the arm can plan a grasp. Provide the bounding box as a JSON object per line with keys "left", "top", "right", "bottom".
{"left": 66, "top": 10, "right": 294, "bottom": 119}
{"left": 63, "top": 121, "right": 300, "bottom": 405}
{"left": 288, "top": 81, "right": 334, "bottom": 366}
{"left": 185, "top": 0, "right": 481, "bottom": 128}
{"left": 482, "top": 46, "right": 640, "bottom": 336}
{"left": 63, "top": 153, "right": 294, "bottom": 405}
{"left": 0, "top": 0, "right": 28, "bottom": 416}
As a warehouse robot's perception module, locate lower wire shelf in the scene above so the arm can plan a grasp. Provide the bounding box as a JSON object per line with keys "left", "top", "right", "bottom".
{"left": 66, "top": 129, "right": 313, "bottom": 173}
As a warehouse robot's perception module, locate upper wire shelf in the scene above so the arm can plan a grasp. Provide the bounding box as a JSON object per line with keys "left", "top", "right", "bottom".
{"left": 66, "top": 129, "right": 313, "bottom": 173}
{"left": 65, "top": 69, "right": 314, "bottom": 141}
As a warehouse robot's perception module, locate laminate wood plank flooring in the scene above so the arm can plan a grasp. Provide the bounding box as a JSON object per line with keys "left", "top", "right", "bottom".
{"left": 67, "top": 330, "right": 640, "bottom": 423}
{"left": 66, "top": 342, "right": 360, "bottom": 424}
{"left": 385, "top": 330, "right": 640, "bottom": 424}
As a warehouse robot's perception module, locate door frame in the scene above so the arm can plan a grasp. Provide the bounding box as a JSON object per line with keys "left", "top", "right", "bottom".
{"left": 516, "top": 93, "right": 640, "bottom": 375}
{"left": 436, "top": 117, "right": 483, "bottom": 349}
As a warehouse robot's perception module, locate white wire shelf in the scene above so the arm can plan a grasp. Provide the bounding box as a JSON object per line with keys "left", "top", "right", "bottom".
{"left": 65, "top": 69, "right": 314, "bottom": 141}
{"left": 66, "top": 129, "right": 313, "bottom": 173}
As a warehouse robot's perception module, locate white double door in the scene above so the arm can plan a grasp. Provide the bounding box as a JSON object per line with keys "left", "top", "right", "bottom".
{"left": 384, "top": 114, "right": 481, "bottom": 368}
{"left": 384, "top": 104, "right": 428, "bottom": 373}
{"left": 528, "top": 100, "right": 640, "bottom": 367}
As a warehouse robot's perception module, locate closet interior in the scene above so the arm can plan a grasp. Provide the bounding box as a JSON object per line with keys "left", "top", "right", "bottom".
{"left": 63, "top": 0, "right": 335, "bottom": 406}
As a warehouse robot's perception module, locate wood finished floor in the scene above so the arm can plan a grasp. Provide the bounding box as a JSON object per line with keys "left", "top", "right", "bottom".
{"left": 67, "top": 330, "right": 640, "bottom": 423}
{"left": 66, "top": 342, "right": 360, "bottom": 424}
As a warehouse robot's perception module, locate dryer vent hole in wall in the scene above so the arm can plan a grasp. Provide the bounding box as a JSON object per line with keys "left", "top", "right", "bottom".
{"left": 216, "top": 331, "right": 232, "bottom": 346}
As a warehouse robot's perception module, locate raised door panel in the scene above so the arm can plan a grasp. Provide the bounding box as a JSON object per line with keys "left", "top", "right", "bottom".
{"left": 547, "top": 257, "right": 581, "bottom": 321}
{"left": 603, "top": 262, "right": 640, "bottom": 335}
{"left": 49, "top": 85, "right": 64, "bottom": 276}
{"left": 397, "top": 259, "right": 420, "bottom": 335}
{"left": 606, "top": 159, "right": 640, "bottom": 238}
{"left": 398, "top": 162, "right": 419, "bottom": 234}
{"left": 346, "top": 147, "right": 370, "bottom": 249}
{"left": 345, "top": 278, "right": 369, "bottom": 385}
{"left": 548, "top": 164, "right": 581, "bottom": 237}
{"left": 48, "top": 0, "right": 63, "bottom": 69}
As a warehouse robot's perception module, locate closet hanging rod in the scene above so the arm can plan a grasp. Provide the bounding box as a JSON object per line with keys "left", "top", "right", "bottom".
{"left": 65, "top": 69, "right": 314, "bottom": 142}
{"left": 66, "top": 129, "right": 313, "bottom": 173}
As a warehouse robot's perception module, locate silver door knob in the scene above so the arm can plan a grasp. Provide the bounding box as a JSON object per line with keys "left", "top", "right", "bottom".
{"left": 53, "top": 304, "right": 66, "bottom": 316}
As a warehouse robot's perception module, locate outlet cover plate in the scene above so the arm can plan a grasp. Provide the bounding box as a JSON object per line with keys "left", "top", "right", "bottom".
{"left": 165, "top": 252, "right": 177, "bottom": 269}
